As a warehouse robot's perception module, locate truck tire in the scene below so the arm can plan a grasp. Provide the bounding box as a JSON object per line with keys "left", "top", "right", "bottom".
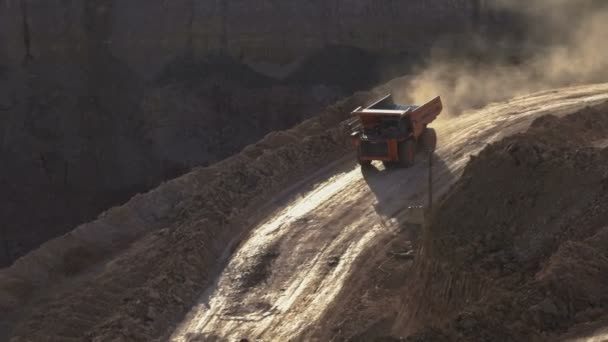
{"left": 383, "top": 161, "right": 398, "bottom": 169}
{"left": 421, "top": 128, "right": 437, "bottom": 153}
{"left": 399, "top": 140, "right": 416, "bottom": 167}
{"left": 357, "top": 148, "right": 372, "bottom": 167}
{"left": 358, "top": 159, "right": 372, "bottom": 167}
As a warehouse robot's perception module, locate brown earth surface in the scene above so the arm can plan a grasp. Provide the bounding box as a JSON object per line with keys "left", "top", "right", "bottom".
{"left": 396, "top": 101, "right": 608, "bottom": 341}
{"left": 314, "top": 100, "right": 608, "bottom": 341}
{"left": 2, "top": 84, "right": 608, "bottom": 341}
{"left": 168, "top": 84, "right": 608, "bottom": 342}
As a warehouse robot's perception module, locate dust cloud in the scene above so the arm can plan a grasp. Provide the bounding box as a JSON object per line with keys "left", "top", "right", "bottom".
{"left": 397, "top": 0, "right": 608, "bottom": 115}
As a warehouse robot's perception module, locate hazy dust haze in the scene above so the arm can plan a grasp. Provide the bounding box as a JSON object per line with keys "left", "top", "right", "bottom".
{"left": 398, "top": 0, "right": 608, "bottom": 114}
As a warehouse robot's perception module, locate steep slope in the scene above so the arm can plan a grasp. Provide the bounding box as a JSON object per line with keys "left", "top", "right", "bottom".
{"left": 0, "top": 53, "right": 346, "bottom": 268}
{"left": 396, "top": 101, "right": 608, "bottom": 341}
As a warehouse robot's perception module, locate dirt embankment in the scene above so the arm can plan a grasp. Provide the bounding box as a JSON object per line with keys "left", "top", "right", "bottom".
{"left": 397, "top": 104, "right": 608, "bottom": 341}
{"left": 309, "top": 101, "right": 608, "bottom": 341}
{"left": 401, "top": 102, "right": 608, "bottom": 340}
{"left": 0, "top": 54, "right": 345, "bottom": 268}
{"left": 0, "top": 91, "right": 379, "bottom": 341}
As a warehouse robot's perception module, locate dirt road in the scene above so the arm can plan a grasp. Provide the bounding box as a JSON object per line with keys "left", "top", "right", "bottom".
{"left": 170, "top": 84, "right": 608, "bottom": 341}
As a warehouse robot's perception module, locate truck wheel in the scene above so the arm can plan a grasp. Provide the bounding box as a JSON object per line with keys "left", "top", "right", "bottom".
{"left": 421, "top": 128, "right": 437, "bottom": 153}
{"left": 399, "top": 140, "right": 416, "bottom": 167}
{"left": 383, "top": 161, "right": 398, "bottom": 169}
{"left": 357, "top": 148, "right": 372, "bottom": 167}
{"left": 358, "top": 159, "right": 372, "bottom": 167}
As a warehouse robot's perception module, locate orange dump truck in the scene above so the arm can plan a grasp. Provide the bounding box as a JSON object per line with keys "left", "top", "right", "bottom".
{"left": 350, "top": 94, "right": 443, "bottom": 167}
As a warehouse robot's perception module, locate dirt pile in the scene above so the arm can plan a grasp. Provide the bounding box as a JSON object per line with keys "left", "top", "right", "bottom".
{"left": 0, "top": 90, "right": 379, "bottom": 341}
{"left": 305, "top": 100, "right": 608, "bottom": 342}
{"left": 395, "top": 101, "right": 608, "bottom": 340}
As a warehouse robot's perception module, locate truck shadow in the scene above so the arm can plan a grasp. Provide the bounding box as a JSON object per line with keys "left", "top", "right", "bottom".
{"left": 306, "top": 153, "right": 457, "bottom": 341}
{"left": 360, "top": 153, "right": 455, "bottom": 231}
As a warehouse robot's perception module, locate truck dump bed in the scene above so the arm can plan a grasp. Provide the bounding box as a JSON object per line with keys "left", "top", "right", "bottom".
{"left": 350, "top": 94, "right": 442, "bottom": 135}
{"left": 368, "top": 95, "right": 419, "bottom": 112}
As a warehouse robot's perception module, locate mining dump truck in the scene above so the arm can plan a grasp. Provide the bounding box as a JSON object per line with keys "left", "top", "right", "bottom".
{"left": 350, "top": 94, "right": 443, "bottom": 167}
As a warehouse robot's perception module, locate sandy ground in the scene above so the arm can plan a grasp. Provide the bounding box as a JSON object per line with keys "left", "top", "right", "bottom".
{"left": 170, "top": 83, "right": 608, "bottom": 341}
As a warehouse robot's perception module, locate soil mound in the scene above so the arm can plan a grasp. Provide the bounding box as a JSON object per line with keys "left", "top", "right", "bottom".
{"left": 397, "top": 101, "right": 608, "bottom": 341}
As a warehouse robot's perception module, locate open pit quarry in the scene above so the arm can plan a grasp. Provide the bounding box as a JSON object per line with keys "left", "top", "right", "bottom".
{"left": 3, "top": 1, "right": 608, "bottom": 341}
{"left": 1, "top": 83, "right": 608, "bottom": 341}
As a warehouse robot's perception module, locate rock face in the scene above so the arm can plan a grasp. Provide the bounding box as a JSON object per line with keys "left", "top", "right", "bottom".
{"left": 1, "top": 0, "right": 473, "bottom": 74}
{"left": 0, "top": 1, "right": 475, "bottom": 266}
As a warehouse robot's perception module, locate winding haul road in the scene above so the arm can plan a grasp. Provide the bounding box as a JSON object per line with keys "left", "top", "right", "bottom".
{"left": 170, "top": 84, "right": 608, "bottom": 341}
